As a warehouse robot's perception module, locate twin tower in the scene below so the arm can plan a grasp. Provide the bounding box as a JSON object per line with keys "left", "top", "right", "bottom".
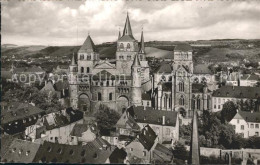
{"left": 68, "top": 13, "right": 149, "bottom": 114}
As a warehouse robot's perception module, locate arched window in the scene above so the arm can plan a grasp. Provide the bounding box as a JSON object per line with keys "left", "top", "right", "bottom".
{"left": 81, "top": 67, "right": 84, "bottom": 73}
{"left": 179, "top": 81, "right": 184, "bottom": 92}
{"left": 127, "top": 43, "right": 131, "bottom": 50}
{"left": 98, "top": 92, "right": 102, "bottom": 101}
{"left": 80, "top": 54, "right": 84, "bottom": 60}
{"left": 86, "top": 67, "right": 90, "bottom": 73}
{"left": 179, "top": 95, "right": 185, "bottom": 106}
{"left": 197, "top": 97, "right": 201, "bottom": 110}
{"left": 120, "top": 43, "right": 124, "bottom": 50}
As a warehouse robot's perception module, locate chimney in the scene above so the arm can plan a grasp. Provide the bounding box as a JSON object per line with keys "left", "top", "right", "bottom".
{"left": 162, "top": 116, "right": 165, "bottom": 125}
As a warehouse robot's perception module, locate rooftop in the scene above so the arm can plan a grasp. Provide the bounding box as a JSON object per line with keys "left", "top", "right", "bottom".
{"left": 212, "top": 86, "right": 260, "bottom": 99}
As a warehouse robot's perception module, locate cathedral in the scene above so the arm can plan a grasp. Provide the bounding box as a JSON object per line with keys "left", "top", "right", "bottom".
{"left": 69, "top": 13, "right": 212, "bottom": 119}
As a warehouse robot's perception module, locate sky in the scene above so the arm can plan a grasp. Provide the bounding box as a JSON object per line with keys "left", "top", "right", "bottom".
{"left": 2, "top": 0, "right": 260, "bottom": 46}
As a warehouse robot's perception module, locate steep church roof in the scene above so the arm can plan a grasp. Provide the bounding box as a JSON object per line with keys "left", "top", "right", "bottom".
{"left": 78, "top": 35, "right": 96, "bottom": 53}
{"left": 122, "top": 12, "right": 133, "bottom": 37}
{"left": 189, "top": 110, "right": 200, "bottom": 164}
{"left": 132, "top": 54, "right": 141, "bottom": 67}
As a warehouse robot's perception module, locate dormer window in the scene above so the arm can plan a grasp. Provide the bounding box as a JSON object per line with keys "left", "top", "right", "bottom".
{"left": 120, "top": 43, "right": 124, "bottom": 50}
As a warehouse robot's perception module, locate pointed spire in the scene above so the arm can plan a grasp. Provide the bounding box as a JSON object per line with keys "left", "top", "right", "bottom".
{"left": 71, "top": 53, "right": 76, "bottom": 65}
{"left": 139, "top": 28, "right": 145, "bottom": 54}
{"left": 123, "top": 12, "right": 133, "bottom": 37}
{"left": 118, "top": 27, "right": 121, "bottom": 40}
{"left": 78, "top": 34, "right": 96, "bottom": 53}
{"left": 189, "top": 110, "right": 200, "bottom": 165}
{"left": 133, "top": 54, "right": 141, "bottom": 67}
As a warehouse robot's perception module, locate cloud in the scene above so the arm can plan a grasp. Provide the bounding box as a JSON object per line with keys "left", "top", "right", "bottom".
{"left": 2, "top": 1, "right": 260, "bottom": 46}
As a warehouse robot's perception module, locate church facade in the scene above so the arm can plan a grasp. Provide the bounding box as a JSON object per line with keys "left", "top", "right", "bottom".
{"left": 68, "top": 13, "right": 212, "bottom": 119}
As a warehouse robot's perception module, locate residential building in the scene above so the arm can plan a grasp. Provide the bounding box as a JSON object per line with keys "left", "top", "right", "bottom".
{"left": 229, "top": 110, "right": 260, "bottom": 138}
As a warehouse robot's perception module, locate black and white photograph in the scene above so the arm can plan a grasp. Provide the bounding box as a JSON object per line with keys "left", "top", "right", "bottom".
{"left": 1, "top": 0, "right": 260, "bottom": 164}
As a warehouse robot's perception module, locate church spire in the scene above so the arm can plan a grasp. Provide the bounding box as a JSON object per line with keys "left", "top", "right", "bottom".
{"left": 139, "top": 28, "right": 145, "bottom": 54}
{"left": 118, "top": 28, "right": 121, "bottom": 40}
{"left": 71, "top": 53, "right": 76, "bottom": 65}
{"left": 189, "top": 109, "right": 200, "bottom": 165}
{"left": 132, "top": 54, "right": 141, "bottom": 67}
{"left": 122, "top": 12, "right": 133, "bottom": 37}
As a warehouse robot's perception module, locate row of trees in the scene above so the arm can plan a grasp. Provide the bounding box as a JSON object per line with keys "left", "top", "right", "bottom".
{"left": 2, "top": 79, "right": 63, "bottom": 112}
{"left": 180, "top": 110, "right": 260, "bottom": 149}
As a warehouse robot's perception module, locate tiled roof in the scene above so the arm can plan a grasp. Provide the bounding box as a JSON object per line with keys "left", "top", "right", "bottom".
{"left": 43, "top": 112, "right": 69, "bottom": 130}
{"left": 40, "top": 81, "right": 55, "bottom": 92}
{"left": 33, "top": 140, "right": 114, "bottom": 163}
{"left": 142, "top": 93, "right": 151, "bottom": 100}
{"left": 78, "top": 35, "right": 96, "bottom": 53}
{"left": 109, "top": 147, "right": 127, "bottom": 164}
{"left": 154, "top": 62, "right": 172, "bottom": 73}
{"left": 14, "top": 66, "right": 45, "bottom": 73}
{"left": 70, "top": 123, "right": 98, "bottom": 137}
{"left": 174, "top": 43, "right": 192, "bottom": 52}
{"left": 153, "top": 143, "right": 173, "bottom": 162}
{"left": 137, "top": 125, "right": 157, "bottom": 151}
{"left": 133, "top": 54, "right": 141, "bottom": 67}
{"left": 1, "top": 103, "right": 45, "bottom": 125}
{"left": 116, "top": 111, "right": 140, "bottom": 131}
{"left": 1, "top": 135, "right": 14, "bottom": 157}
{"left": 127, "top": 106, "right": 178, "bottom": 127}
{"left": 2, "top": 139, "right": 41, "bottom": 163}
{"left": 236, "top": 111, "right": 260, "bottom": 123}
{"left": 212, "top": 86, "right": 260, "bottom": 99}
{"left": 118, "top": 35, "right": 136, "bottom": 42}
{"left": 193, "top": 64, "right": 212, "bottom": 74}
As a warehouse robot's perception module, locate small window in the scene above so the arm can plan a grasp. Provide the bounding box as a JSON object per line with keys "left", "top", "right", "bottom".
{"left": 241, "top": 125, "right": 244, "bottom": 130}
{"left": 256, "top": 124, "right": 259, "bottom": 128}
{"left": 81, "top": 67, "right": 84, "bottom": 73}
{"left": 98, "top": 92, "right": 102, "bottom": 101}
{"left": 143, "top": 151, "right": 146, "bottom": 156}
{"left": 120, "top": 43, "right": 124, "bottom": 50}
{"left": 87, "top": 55, "right": 91, "bottom": 60}
{"left": 109, "top": 93, "right": 113, "bottom": 101}
{"left": 237, "top": 119, "right": 239, "bottom": 124}
{"left": 251, "top": 124, "right": 254, "bottom": 128}
{"left": 86, "top": 67, "right": 90, "bottom": 73}
{"left": 127, "top": 43, "right": 131, "bottom": 50}
{"left": 80, "top": 54, "right": 84, "bottom": 60}
{"left": 256, "top": 132, "right": 259, "bottom": 136}
{"left": 130, "top": 148, "right": 133, "bottom": 151}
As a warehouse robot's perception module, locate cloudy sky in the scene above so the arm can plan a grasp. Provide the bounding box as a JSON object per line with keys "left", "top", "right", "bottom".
{"left": 2, "top": 0, "right": 260, "bottom": 46}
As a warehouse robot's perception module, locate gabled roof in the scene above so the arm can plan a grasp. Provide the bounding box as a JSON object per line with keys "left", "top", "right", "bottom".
{"left": 194, "top": 64, "right": 212, "bottom": 74}
{"left": 127, "top": 106, "right": 178, "bottom": 127}
{"left": 153, "top": 143, "right": 173, "bottom": 162}
{"left": 78, "top": 35, "right": 96, "bottom": 53}
{"left": 118, "top": 35, "right": 136, "bottom": 42}
{"left": 70, "top": 53, "right": 77, "bottom": 65}
{"left": 33, "top": 140, "right": 114, "bottom": 163}
{"left": 1, "top": 103, "right": 45, "bottom": 125}
{"left": 94, "top": 61, "right": 116, "bottom": 69}
{"left": 154, "top": 61, "right": 172, "bottom": 73}
{"left": 70, "top": 123, "right": 98, "bottom": 137}
{"left": 40, "top": 81, "right": 55, "bottom": 93}
{"left": 234, "top": 111, "right": 260, "bottom": 123}
{"left": 2, "top": 139, "right": 41, "bottom": 163}
{"left": 137, "top": 125, "right": 157, "bottom": 151}
{"left": 212, "top": 86, "right": 260, "bottom": 99}
{"left": 116, "top": 111, "right": 140, "bottom": 131}
{"left": 174, "top": 43, "right": 192, "bottom": 52}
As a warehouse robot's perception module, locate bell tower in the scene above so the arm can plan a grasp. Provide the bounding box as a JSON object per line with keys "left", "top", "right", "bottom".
{"left": 116, "top": 13, "right": 139, "bottom": 76}
{"left": 131, "top": 54, "right": 142, "bottom": 106}
{"left": 69, "top": 53, "right": 78, "bottom": 109}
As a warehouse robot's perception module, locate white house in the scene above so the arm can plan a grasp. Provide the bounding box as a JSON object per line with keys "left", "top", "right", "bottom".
{"left": 229, "top": 110, "right": 260, "bottom": 138}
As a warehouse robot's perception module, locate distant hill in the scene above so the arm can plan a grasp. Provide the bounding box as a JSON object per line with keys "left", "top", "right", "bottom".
{"left": 2, "top": 39, "right": 260, "bottom": 63}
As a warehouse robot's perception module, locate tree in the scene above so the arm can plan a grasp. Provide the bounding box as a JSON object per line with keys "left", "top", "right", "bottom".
{"left": 221, "top": 101, "right": 237, "bottom": 122}
{"left": 94, "top": 105, "right": 120, "bottom": 135}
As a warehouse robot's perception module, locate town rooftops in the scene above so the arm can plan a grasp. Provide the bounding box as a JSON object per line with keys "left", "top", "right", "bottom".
{"left": 13, "top": 66, "right": 45, "bottom": 73}
{"left": 174, "top": 43, "right": 192, "bottom": 52}
{"left": 33, "top": 139, "right": 114, "bottom": 163}
{"left": 193, "top": 64, "right": 212, "bottom": 74}
{"left": 2, "top": 139, "right": 41, "bottom": 163}
{"left": 137, "top": 125, "right": 157, "bottom": 151}
{"left": 153, "top": 143, "right": 174, "bottom": 162}
{"left": 127, "top": 106, "right": 178, "bottom": 127}
{"left": 70, "top": 123, "right": 98, "bottom": 137}
{"left": 1, "top": 102, "right": 45, "bottom": 125}
{"left": 233, "top": 111, "right": 260, "bottom": 123}
{"left": 212, "top": 86, "right": 260, "bottom": 99}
